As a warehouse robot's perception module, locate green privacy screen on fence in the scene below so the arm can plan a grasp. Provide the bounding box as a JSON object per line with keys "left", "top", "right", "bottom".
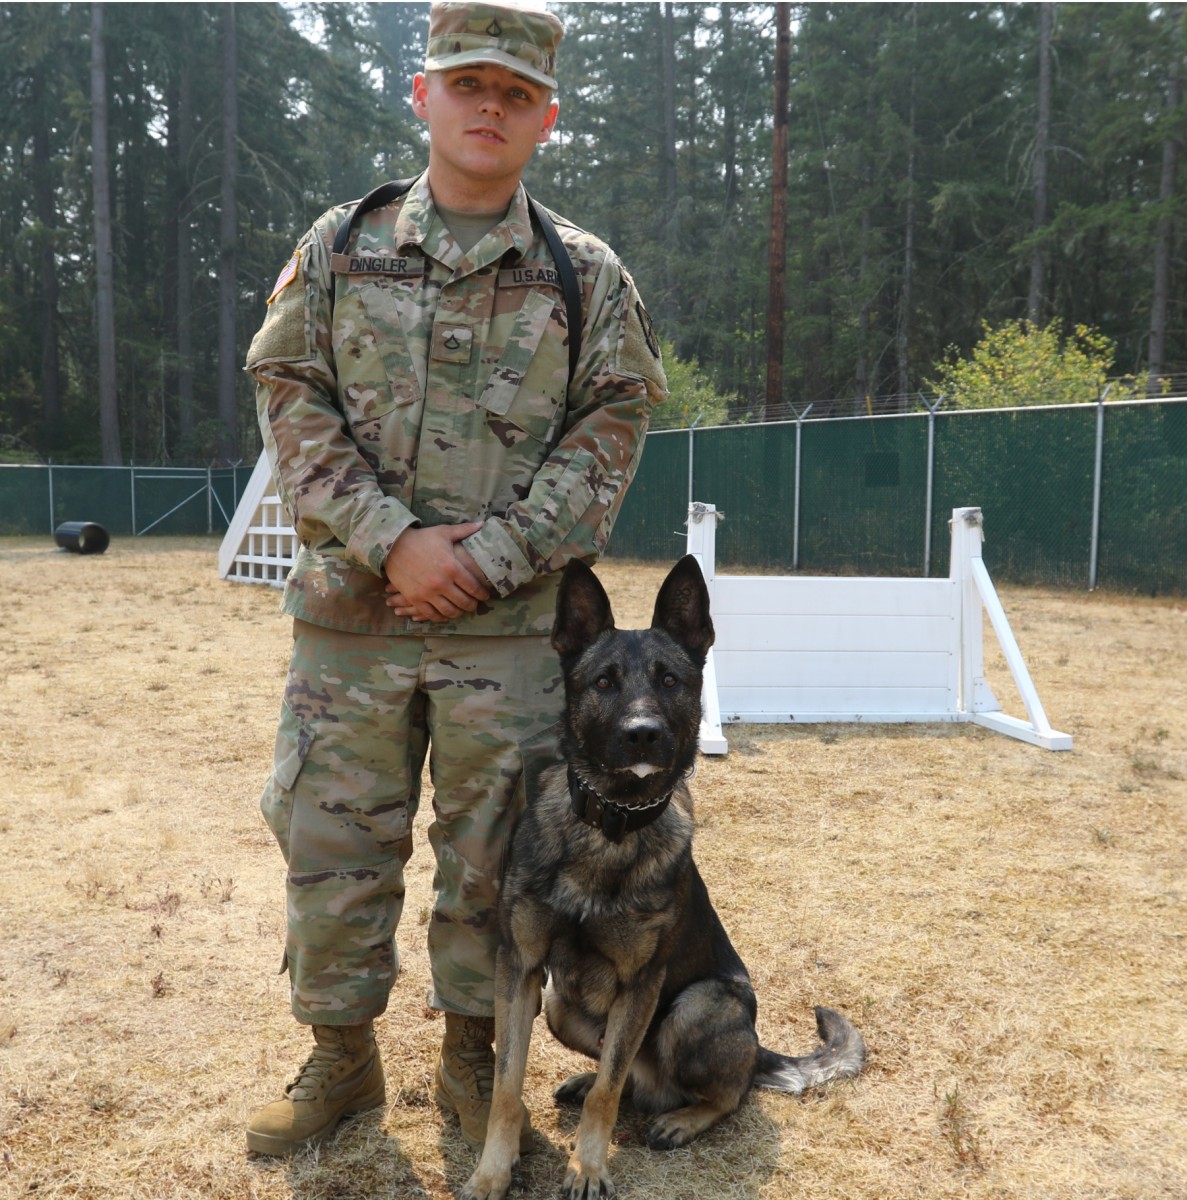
{"left": 0, "top": 465, "right": 256, "bottom": 538}
{"left": 1094, "top": 401, "right": 1187, "bottom": 595}
{"left": 608, "top": 429, "right": 689, "bottom": 560}
{"left": 3, "top": 399, "right": 1185, "bottom": 593}
{"left": 799, "top": 416, "right": 931, "bottom": 576}
{"left": 930, "top": 404, "right": 1098, "bottom": 584}
{"left": 609, "top": 397, "right": 1187, "bottom": 593}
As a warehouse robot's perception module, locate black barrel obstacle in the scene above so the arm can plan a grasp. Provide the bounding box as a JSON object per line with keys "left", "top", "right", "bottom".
{"left": 55, "top": 521, "right": 111, "bottom": 555}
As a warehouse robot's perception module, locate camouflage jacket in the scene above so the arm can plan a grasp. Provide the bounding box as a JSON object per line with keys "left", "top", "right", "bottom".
{"left": 246, "top": 173, "right": 667, "bottom": 637}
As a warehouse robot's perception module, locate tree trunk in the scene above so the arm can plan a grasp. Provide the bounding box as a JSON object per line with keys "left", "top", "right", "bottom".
{"left": 1028, "top": 2, "right": 1054, "bottom": 325}
{"left": 659, "top": 2, "right": 678, "bottom": 325}
{"left": 720, "top": 4, "right": 740, "bottom": 218}
{"left": 217, "top": 5, "right": 239, "bottom": 463}
{"left": 855, "top": 206, "right": 871, "bottom": 413}
{"left": 162, "top": 71, "right": 179, "bottom": 458}
{"left": 896, "top": 4, "right": 919, "bottom": 409}
{"left": 91, "top": 2, "right": 122, "bottom": 465}
{"left": 176, "top": 18, "right": 196, "bottom": 444}
{"left": 1148, "top": 4, "right": 1183, "bottom": 394}
{"left": 764, "top": 2, "right": 791, "bottom": 421}
{"left": 32, "top": 60, "right": 61, "bottom": 439}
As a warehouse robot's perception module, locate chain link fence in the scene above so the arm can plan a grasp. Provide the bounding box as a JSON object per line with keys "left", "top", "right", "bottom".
{"left": 611, "top": 397, "right": 1187, "bottom": 594}
{"left": 3, "top": 398, "right": 1184, "bottom": 594}
{"left": 0, "top": 464, "right": 256, "bottom": 538}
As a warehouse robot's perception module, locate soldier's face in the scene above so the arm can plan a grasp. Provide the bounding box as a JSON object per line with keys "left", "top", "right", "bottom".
{"left": 413, "top": 65, "right": 559, "bottom": 200}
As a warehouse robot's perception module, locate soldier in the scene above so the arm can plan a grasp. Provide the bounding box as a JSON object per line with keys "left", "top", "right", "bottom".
{"left": 243, "top": 0, "right": 666, "bottom": 1159}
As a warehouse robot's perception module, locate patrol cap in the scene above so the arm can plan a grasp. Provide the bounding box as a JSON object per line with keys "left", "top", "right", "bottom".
{"left": 425, "top": 1, "right": 563, "bottom": 91}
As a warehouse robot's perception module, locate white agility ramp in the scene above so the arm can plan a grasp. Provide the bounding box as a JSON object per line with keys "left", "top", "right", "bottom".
{"left": 218, "top": 450, "right": 298, "bottom": 588}
{"left": 687, "top": 503, "right": 1072, "bottom": 754}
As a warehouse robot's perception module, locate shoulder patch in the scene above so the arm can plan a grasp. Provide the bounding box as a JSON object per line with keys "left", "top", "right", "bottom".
{"left": 634, "top": 300, "right": 661, "bottom": 360}
{"left": 267, "top": 250, "right": 301, "bottom": 304}
{"left": 616, "top": 287, "right": 667, "bottom": 396}
{"left": 247, "top": 256, "right": 310, "bottom": 367}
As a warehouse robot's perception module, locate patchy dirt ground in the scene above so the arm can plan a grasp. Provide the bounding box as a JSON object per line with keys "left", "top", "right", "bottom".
{"left": 0, "top": 536, "right": 1184, "bottom": 1199}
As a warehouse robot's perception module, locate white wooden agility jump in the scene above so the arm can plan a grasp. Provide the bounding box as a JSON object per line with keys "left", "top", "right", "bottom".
{"left": 688, "top": 502, "right": 1072, "bottom": 754}
{"left": 218, "top": 451, "right": 298, "bottom": 587}
{"left": 219, "top": 461, "right": 1070, "bottom": 754}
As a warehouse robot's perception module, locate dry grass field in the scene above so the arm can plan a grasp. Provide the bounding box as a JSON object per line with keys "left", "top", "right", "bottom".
{"left": 0, "top": 535, "right": 1184, "bottom": 1200}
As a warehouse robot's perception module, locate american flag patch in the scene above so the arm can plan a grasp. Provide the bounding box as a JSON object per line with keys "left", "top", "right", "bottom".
{"left": 267, "top": 250, "right": 300, "bottom": 303}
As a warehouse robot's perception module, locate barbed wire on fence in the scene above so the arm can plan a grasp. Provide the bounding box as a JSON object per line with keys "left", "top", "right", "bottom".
{"left": 649, "top": 374, "right": 1187, "bottom": 430}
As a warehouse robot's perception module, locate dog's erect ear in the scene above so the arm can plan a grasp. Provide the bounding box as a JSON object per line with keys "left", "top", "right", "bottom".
{"left": 651, "top": 555, "right": 715, "bottom": 662}
{"left": 552, "top": 559, "right": 616, "bottom": 659}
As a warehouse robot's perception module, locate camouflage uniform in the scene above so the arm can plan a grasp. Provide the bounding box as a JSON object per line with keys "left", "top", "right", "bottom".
{"left": 247, "top": 173, "right": 666, "bottom": 1023}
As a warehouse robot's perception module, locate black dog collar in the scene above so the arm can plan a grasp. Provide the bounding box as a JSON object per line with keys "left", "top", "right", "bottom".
{"left": 567, "top": 767, "right": 673, "bottom": 844}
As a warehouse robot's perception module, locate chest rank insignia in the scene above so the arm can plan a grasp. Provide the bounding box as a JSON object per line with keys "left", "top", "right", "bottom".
{"left": 431, "top": 323, "right": 473, "bottom": 364}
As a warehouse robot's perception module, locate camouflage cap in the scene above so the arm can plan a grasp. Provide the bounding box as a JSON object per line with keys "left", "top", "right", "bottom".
{"left": 425, "top": 2, "right": 563, "bottom": 91}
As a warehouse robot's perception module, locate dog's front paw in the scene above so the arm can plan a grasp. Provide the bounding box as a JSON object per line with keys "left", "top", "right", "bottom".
{"left": 459, "top": 1160, "right": 515, "bottom": 1200}
{"left": 563, "top": 1159, "right": 616, "bottom": 1200}
{"left": 646, "top": 1111, "right": 698, "bottom": 1151}
{"left": 646, "top": 1120, "right": 690, "bottom": 1151}
{"left": 554, "top": 1071, "right": 597, "bottom": 1106}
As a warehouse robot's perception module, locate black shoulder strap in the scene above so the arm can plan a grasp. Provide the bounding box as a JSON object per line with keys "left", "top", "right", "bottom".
{"left": 526, "top": 197, "right": 583, "bottom": 387}
{"left": 332, "top": 177, "right": 417, "bottom": 255}
{"left": 331, "top": 178, "right": 583, "bottom": 388}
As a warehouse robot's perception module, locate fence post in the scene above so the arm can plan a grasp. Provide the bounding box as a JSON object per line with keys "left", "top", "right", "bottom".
{"left": 792, "top": 403, "right": 812, "bottom": 569}
{"left": 207, "top": 466, "right": 213, "bottom": 534}
{"left": 1088, "top": 386, "right": 1109, "bottom": 591}
{"left": 923, "top": 394, "right": 943, "bottom": 576}
{"left": 687, "top": 415, "right": 701, "bottom": 509}
{"left": 47, "top": 460, "right": 55, "bottom": 533}
{"left": 130, "top": 462, "right": 137, "bottom": 535}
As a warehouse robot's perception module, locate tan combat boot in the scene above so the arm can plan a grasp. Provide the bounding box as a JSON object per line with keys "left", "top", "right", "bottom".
{"left": 434, "top": 1013, "right": 534, "bottom": 1153}
{"left": 246, "top": 1022, "right": 385, "bottom": 1156}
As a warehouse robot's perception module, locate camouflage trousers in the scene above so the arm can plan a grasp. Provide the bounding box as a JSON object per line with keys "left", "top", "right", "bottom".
{"left": 260, "top": 619, "right": 562, "bottom": 1025}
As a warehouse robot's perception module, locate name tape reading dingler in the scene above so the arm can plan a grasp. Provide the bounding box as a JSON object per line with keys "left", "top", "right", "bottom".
{"left": 330, "top": 253, "right": 426, "bottom": 277}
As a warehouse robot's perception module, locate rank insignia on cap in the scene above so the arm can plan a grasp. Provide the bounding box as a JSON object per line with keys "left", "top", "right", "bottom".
{"left": 268, "top": 250, "right": 300, "bottom": 303}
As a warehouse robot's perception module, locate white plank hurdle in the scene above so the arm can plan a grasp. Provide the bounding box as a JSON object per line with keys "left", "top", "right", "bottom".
{"left": 217, "top": 450, "right": 298, "bottom": 588}
{"left": 686, "top": 502, "right": 1072, "bottom": 754}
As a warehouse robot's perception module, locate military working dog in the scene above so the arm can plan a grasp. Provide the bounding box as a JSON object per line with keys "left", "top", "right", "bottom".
{"left": 462, "top": 555, "right": 865, "bottom": 1200}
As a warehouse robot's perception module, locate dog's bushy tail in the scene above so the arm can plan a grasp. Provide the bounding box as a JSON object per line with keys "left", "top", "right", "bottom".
{"left": 754, "top": 1006, "right": 866, "bottom": 1094}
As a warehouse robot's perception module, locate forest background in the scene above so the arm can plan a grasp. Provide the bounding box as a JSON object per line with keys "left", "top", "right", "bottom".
{"left": 1, "top": 1, "right": 1185, "bottom": 467}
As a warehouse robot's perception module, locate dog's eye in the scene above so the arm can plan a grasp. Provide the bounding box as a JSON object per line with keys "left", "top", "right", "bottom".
{"left": 661, "top": 672, "right": 678, "bottom": 688}
{"left": 595, "top": 675, "right": 612, "bottom": 690}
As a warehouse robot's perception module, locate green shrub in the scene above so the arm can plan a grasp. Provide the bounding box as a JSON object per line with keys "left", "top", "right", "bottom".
{"left": 927, "top": 320, "right": 1139, "bottom": 409}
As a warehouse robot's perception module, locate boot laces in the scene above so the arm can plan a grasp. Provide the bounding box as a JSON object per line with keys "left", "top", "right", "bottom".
{"left": 453, "top": 1020, "right": 495, "bottom": 1099}
{"left": 284, "top": 1032, "right": 352, "bottom": 1101}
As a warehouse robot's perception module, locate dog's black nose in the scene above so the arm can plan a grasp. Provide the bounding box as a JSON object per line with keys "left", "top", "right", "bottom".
{"left": 621, "top": 715, "right": 664, "bottom": 747}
